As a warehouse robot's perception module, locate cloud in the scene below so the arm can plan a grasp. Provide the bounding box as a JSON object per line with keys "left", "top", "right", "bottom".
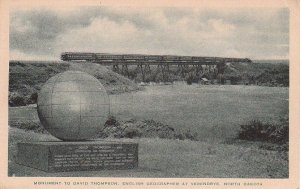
{"left": 10, "top": 7, "right": 289, "bottom": 60}
{"left": 10, "top": 49, "right": 57, "bottom": 60}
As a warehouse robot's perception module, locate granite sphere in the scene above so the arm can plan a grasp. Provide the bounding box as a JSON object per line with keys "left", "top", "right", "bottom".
{"left": 37, "top": 71, "right": 110, "bottom": 141}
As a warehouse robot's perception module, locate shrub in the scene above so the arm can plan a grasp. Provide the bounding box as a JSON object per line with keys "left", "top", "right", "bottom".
{"left": 269, "top": 116, "right": 289, "bottom": 144}
{"left": 26, "top": 92, "right": 38, "bottom": 104}
{"left": 14, "top": 62, "right": 26, "bottom": 67}
{"left": 105, "top": 115, "right": 119, "bottom": 126}
{"left": 157, "top": 130, "right": 175, "bottom": 139}
{"left": 9, "top": 120, "right": 46, "bottom": 133}
{"left": 186, "top": 76, "right": 193, "bottom": 85}
{"left": 237, "top": 118, "right": 288, "bottom": 144}
{"left": 238, "top": 120, "right": 271, "bottom": 141}
{"left": 9, "top": 92, "right": 26, "bottom": 106}
{"left": 184, "top": 130, "right": 199, "bottom": 141}
{"left": 123, "top": 127, "right": 142, "bottom": 138}
{"left": 175, "top": 133, "right": 186, "bottom": 140}
{"left": 101, "top": 117, "right": 202, "bottom": 141}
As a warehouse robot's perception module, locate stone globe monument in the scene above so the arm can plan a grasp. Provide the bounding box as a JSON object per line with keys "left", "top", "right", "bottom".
{"left": 37, "top": 71, "right": 110, "bottom": 141}
{"left": 17, "top": 70, "right": 138, "bottom": 172}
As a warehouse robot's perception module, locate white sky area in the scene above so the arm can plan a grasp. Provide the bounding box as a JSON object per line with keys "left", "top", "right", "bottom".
{"left": 10, "top": 7, "right": 289, "bottom": 60}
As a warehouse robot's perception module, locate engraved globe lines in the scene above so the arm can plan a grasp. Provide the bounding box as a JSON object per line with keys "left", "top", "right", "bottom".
{"left": 37, "top": 71, "right": 110, "bottom": 141}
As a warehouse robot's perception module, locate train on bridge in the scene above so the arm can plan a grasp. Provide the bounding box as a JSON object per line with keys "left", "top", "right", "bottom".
{"left": 61, "top": 52, "right": 252, "bottom": 64}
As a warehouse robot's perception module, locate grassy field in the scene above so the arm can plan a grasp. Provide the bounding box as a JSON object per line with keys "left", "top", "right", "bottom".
{"left": 110, "top": 83, "right": 288, "bottom": 141}
{"left": 8, "top": 82, "right": 288, "bottom": 177}
{"left": 9, "top": 84, "right": 288, "bottom": 141}
{"left": 8, "top": 127, "right": 288, "bottom": 178}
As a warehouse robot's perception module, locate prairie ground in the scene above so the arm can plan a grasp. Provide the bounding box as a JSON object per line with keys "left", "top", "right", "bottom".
{"left": 110, "top": 83, "right": 288, "bottom": 141}
{"left": 8, "top": 84, "right": 288, "bottom": 177}
{"left": 8, "top": 127, "right": 288, "bottom": 178}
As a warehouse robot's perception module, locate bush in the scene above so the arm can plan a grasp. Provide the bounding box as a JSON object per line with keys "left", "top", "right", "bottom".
{"left": 101, "top": 117, "right": 202, "bottom": 141}
{"left": 268, "top": 116, "right": 289, "bottom": 144}
{"left": 175, "top": 133, "right": 186, "bottom": 140}
{"left": 9, "top": 120, "right": 46, "bottom": 133}
{"left": 186, "top": 77, "right": 193, "bottom": 85}
{"left": 26, "top": 92, "right": 38, "bottom": 104}
{"left": 105, "top": 115, "right": 119, "bottom": 126}
{"left": 237, "top": 118, "right": 288, "bottom": 144}
{"left": 238, "top": 120, "right": 271, "bottom": 141}
{"left": 123, "top": 127, "right": 142, "bottom": 138}
{"left": 9, "top": 92, "right": 26, "bottom": 106}
{"left": 184, "top": 130, "right": 199, "bottom": 141}
{"left": 157, "top": 130, "right": 175, "bottom": 139}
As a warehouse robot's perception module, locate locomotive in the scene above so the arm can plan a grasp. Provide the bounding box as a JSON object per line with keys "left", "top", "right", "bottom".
{"left": 61, "top": 52, "right": 252, "bottom": 63}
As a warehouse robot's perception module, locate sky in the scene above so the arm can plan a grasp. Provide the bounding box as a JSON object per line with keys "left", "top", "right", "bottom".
{"left": 9, "top": 7, "right": 289, "bottom": 60}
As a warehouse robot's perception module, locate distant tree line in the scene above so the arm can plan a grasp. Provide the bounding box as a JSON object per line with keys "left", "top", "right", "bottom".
{"left": 114, "top": 62, "right": 289, "bottom": 87}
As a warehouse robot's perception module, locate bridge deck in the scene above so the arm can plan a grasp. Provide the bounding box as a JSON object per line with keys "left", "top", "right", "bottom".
{"left": 87, "top": 60, "right": 221, "bottom": 66}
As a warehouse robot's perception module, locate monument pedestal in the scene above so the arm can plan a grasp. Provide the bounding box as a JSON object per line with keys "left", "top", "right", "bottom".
{"left": 16, "top": 140, "right": 138, "bottom": 172}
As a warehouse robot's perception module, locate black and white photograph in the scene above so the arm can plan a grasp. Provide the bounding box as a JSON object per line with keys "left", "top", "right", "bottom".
{"left": 4, "top": 1, "right": 298, "bottom": 186}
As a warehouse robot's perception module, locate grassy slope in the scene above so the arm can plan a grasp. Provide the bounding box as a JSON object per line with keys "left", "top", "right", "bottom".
{"left": 227, "top": 62, "right": 288, "bottom": 76}
{"left": 8, "top": 127, "right": 287, "bottom": 178}
{"left": 224, "top": 62, "right": 289, "bottom": 86}
{"left": 9, "top": 61, "right": 140, "bottom": 105}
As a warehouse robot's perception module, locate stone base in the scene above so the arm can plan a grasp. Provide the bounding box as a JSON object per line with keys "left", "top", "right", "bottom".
{"left": 16, "top": 140, "right": 138, "bottom": 172}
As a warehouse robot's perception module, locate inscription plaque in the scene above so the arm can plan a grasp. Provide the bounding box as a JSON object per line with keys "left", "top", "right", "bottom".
{"left": 16, "top": 141, "right": 138, "bottom": 172}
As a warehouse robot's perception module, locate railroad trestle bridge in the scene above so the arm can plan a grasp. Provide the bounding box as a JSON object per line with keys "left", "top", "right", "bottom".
{"left": 61, "top": 52, "right": 252, "bottom": 82}
{"left": 108, "top": 61, "right": 218, "bottom": 82}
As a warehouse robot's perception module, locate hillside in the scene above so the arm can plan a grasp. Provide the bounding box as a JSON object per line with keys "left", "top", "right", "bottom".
{"left": 9, "top": 61, "right": 141, "bottom": 106}
{"left": 111, "top": 61, "right": 289, "bottom": 87}
{"left": 223, "top": 62, "right": 289, "bottom": 86}
{"left": 252, "top": 59, "right": 289, "bottom": 64}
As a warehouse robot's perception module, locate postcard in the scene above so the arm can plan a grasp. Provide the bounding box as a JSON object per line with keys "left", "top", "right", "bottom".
{"left": 0, "top": 0, "right": 299, "bottom": 188}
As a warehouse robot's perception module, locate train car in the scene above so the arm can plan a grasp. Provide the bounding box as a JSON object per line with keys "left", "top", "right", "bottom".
{"left": 61, "top": 52, "right": 95, "bottom": 61}
{"left": 145, "top": 55, "right": 162, "bottom": 61}
{"left": 204, "top": 57, "right": 221, "bottom": 65}
{"left": 191, "top": 56, "right": 217, "bottom": 64}
{"left": 95, "top": 53, "right": 123, "bottom": 60}
{"left": 163, "top": 55, "right": 180, "bottom": 61}
{"left": 191, "top": 56, "right": 206, "bottom": 61}
{"left": 224, "top": 57, "right": 251, "bottom": 63}
{"left": 179, "top": 56, "right": 192, "bottom": 61}
{"left": 228, "top": 58, "right": 237, "bottom": 63}
{"left": 61, "top": 52, "right": 252, "bottom": 65}
{"left": 215, "top": 57, "right": 224, "bottom": 63}
{"left": 122, "top": 54, "right": 144, "bottom": 61}
{"left": 203, "top": 57, "right": 217, "bottom": 62}
{"left": 237, "top": 58, "right": 245, "bottom": 63}
{"left": 224, "top": 58, "right": 233, "bottom": 63}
